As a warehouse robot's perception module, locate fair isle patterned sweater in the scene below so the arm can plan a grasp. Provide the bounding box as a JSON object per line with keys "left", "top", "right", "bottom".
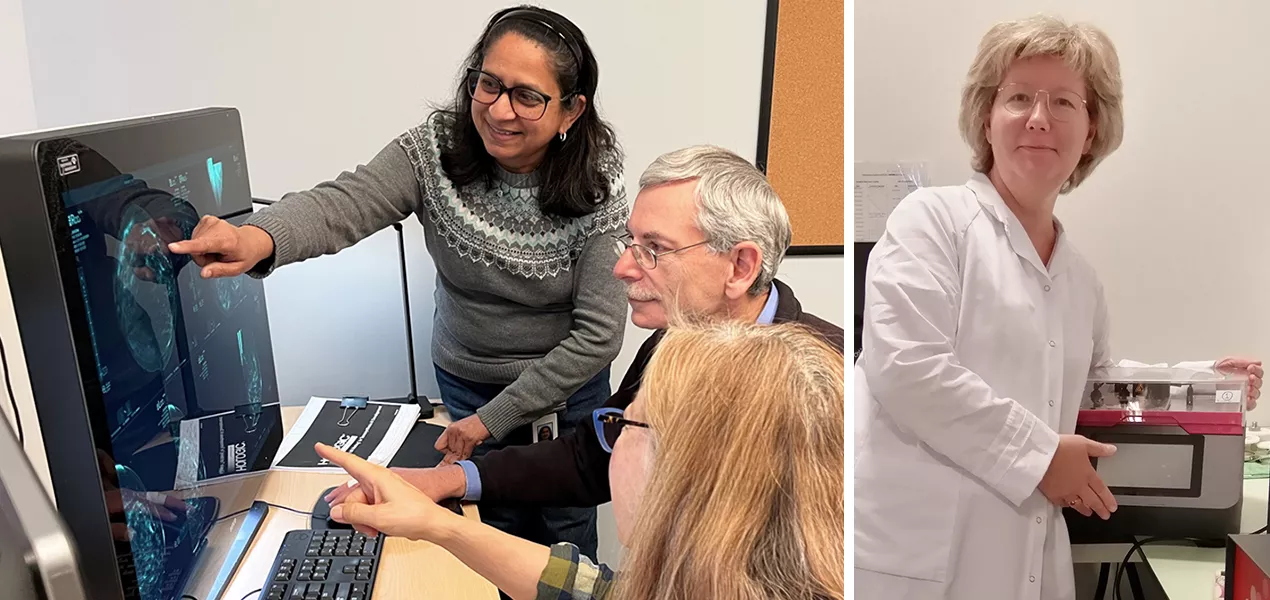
{"left": 246, "top": 112, "right": 629, "bottom": 439}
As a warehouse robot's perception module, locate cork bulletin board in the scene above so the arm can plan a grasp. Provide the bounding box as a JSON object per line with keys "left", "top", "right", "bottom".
{"left": 755, "top": 0, "right": 845, "bottom": 255}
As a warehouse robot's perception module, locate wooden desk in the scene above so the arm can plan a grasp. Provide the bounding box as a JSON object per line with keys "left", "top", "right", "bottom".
{"left": 181, "top": 405, "right": 498, "bottom": 600}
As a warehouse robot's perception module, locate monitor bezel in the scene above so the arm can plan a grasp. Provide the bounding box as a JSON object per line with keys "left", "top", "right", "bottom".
{"left": 0, "top": 107, "right": 281, "bottom": 599}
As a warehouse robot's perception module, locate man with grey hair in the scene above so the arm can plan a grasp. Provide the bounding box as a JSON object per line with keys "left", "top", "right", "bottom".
{"left": 325, "top": 144, "right": 843, "bottom": 556}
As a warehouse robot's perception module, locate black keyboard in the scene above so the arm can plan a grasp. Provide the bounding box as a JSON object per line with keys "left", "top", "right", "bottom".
{"left": 259, "top": 529, "right": 383, "bottom": 600}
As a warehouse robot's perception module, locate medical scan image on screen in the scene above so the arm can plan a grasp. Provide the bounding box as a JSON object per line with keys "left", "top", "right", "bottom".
{"left": 50, "top": 139, "right": 282, "bottom": 600}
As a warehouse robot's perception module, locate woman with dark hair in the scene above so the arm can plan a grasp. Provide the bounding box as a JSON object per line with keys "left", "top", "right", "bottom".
{"left": 170, "top": 5, "right": 627, "bottom": 558}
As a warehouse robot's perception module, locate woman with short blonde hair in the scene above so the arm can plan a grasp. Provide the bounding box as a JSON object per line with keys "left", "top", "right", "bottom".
{"left": 311, "top": 320, "right": 845, "bottom": 600}
{"left": 855, "top": 14, "right": 1262, "bottom": 599}
{"left": 958, "top": 14, "right": 1125, "bottom": 192}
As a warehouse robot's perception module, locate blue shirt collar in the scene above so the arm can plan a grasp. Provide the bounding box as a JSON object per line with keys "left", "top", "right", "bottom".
{"left": 756, "top": 283, "right": 779, "bottom": 324}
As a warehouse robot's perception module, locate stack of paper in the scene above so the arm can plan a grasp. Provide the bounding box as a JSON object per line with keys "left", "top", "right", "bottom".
{"left": 271, "top": 397, "right": 420, "bottom": 472}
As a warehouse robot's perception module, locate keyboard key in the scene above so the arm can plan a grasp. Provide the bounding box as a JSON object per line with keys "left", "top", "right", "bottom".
{"left": 274, "top": 571, "right": 290, "bottom": 582}
{"left": 355, "top": 572, "right": 369, "bottom": 581}
{"left": 320, "top": 588, "right": 334, "bottom": 600}
{"left": 282, "top": 559, "right": 297, "bottom": 567}
{"left": 316, "top": 558, "right": 332, "bottom": 566}
{"left": 296, "top": 572, "right": 310, "bottom": 582}
{"left": 358, "top": 558, "right": 374, "bottom": 567}
{"left": 305, "top": 549, "right": 319, "bottom": 557}
{"left": 363, "top": 541, "right": 377, "bottom": 555}
{"left": 342, "top": 565, "right": 356, "bottom": 574}
{"left": 290, "top": 585, "right": 305, "bottom": 600}
{"left": 333, "top": 583, "right": 351, "bottom": 600}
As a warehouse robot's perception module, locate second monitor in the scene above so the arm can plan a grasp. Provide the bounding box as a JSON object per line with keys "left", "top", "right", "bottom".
{"left": 0, "top": 108, "right": 285, "bottom": 600}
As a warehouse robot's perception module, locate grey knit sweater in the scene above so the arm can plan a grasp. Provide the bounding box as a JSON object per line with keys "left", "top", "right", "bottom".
{"left": 245, "top": 112, "right": 629, "bottom": 439}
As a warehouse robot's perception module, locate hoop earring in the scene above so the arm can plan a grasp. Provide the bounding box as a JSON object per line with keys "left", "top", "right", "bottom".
{"left": 559, "top": 131, "right": 567, "bottom": 142}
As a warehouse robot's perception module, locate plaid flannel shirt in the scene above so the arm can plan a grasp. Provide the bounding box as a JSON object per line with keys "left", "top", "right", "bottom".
{"left": 536, "top": 543, "right": 616, "bottom": 600}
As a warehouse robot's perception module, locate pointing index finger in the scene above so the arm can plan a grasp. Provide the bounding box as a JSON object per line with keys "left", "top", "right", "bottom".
{"left": 169, "top": 236, "right": 222, "bottom": 255}
{"left": 314, "top": 443, "right": 381, "bottom": 483}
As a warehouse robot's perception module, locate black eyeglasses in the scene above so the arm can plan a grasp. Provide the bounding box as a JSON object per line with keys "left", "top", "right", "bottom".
{"left": 612, "top": 232, "right": 710, "bottom": 270}
{"left": 592, "top": 407, "right": 650, "bottom": 454}
{"left": 466, "top": 68, "right": 571, "bottom": 122}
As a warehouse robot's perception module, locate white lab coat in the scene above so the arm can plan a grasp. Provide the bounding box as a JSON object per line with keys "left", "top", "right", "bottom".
{"left": 853, "top": 173, "right": 1213, "bottom": 600}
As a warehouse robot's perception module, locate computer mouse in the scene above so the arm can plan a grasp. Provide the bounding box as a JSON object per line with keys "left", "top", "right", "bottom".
{"left": 313, "top": 485, "right": 465, "bottom": 531}
{"left": 311, "top": 486, "right": 353, "bottom": 530}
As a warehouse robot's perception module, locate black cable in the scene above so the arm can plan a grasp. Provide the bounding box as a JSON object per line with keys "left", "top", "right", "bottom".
{"left": 215, "top": 502, "right": 311, "bottom": 524}
{"left": 1113, "top": 536, "right": 1213, "bottom": 600}
{"left": 0, "top": 335, "right": 22, "bottom": 446}
{"left": 181, "top": 589, "right": 261, "bottom": 600}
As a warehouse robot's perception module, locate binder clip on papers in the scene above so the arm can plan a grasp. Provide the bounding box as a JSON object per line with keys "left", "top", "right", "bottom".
{"left": 337, "top": 396, "right": 369, "bottom": 427}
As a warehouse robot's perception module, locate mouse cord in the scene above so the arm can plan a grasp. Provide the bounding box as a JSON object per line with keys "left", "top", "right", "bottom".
{"left": 182, "top": 589, "right": 261, "bottom": 600}
{"left": 214, "top": 502, "right": 311, "bottom": 524}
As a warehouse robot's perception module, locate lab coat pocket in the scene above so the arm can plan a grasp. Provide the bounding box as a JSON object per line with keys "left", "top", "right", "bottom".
{"left": 854, "top": 441, "right": 960, "bottom": 582}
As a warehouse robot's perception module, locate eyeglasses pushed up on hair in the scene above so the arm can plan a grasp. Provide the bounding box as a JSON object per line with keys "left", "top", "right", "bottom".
{"left": 996, "top": 83, "right": 1088, "bottom": 123}
{"left": 466, "top": 68, "right": 564, "bottom": 122}
{"left": 592, "top": 407, "right": 650, "bottom": 454}
{"left": 611, "top": 233, "right": 710, "bottom": 270}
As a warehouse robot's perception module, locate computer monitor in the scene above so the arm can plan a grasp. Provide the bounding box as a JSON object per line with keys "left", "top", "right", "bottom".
{"left": 0, "top": 108, "right": 285, "bottom": 600}
{"left": 0, "top": 414, "right": 88, "bottom": 600}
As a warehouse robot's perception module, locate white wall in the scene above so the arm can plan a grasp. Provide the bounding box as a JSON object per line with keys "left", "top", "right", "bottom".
{"left": 11, "top": 0, "right": 848, "bottom": 571}
{"left": 0, "top": 0, "right": 53, "bottom": 497}
{"left": 857, "top": 0, "right": 1270, "bottom": 423}
{"left": 19, "top": 0, "right": 779, "bottom": 407}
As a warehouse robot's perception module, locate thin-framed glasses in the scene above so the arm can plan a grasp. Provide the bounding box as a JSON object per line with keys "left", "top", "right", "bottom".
{"left": 612, "top": 232, "right": 710, "bottom": 270}
{"left": 592, "top": 407, "right": 650, "bottom": 454}
{"left": 996, "top": 83, "right": 1088, "bottom": 123}
{"left": 466, "top": 68, "right": 567, "bottom": 121}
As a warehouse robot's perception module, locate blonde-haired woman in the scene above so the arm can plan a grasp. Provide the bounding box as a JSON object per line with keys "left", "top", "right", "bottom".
{"left": 855, "top": 14, "right": 1262, "bottom": 599}
{"left": 314, "top": 321, "right": 844, "bottom": 600}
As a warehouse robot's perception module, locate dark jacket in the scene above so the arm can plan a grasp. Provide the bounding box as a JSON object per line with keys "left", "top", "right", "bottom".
{"left": 470, "top": 278, "right": 845, "bottom": 507}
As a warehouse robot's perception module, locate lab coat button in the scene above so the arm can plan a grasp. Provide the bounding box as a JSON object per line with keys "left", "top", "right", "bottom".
{"left": 1030, "top": 575, "right": 1036, "bottom": 583}
{"left": 1044, "top": 285, "right": 1051, "bottom": 292}
{"left": 1049, "top": 340, "right": 1056, "bottom": 347}
{"left": 1037, "top": 517, "right": 1043, "bottom": 523}
{"left": 1049, "top": 400, "right": 1055, "bottom": 407}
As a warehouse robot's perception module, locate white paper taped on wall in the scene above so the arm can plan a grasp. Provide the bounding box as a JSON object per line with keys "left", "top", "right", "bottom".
{"left": 854, "top": 162, "right": 928, "bottom": 243}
